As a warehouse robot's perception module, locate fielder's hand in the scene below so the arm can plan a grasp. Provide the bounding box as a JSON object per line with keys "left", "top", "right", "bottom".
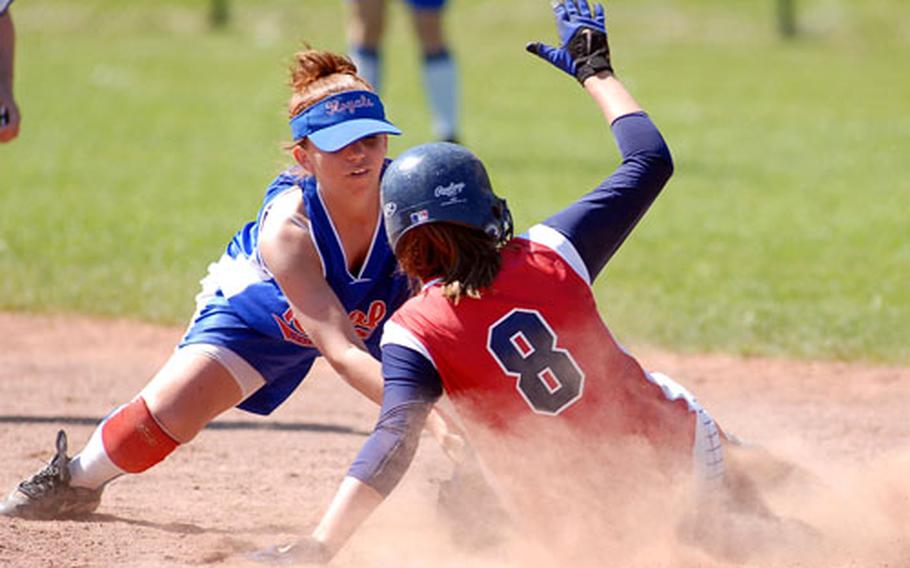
{"left": 526, "top": 0, "right": 613, "bottom": 84}
{"left": 249, "top": 536, "right": 331, "bottom": 565}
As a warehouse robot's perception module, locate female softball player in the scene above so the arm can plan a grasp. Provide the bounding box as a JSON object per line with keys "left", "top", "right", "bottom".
{"left": 0, "top": 47, "right": 458, "bottom": 519}
{"left": 254, "top": 1, "right": 736, "bottom": 562}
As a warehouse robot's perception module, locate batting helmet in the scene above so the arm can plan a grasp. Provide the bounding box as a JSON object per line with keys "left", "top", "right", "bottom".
{"left": 381, "top": 142, "right": 513, "bottom": 251}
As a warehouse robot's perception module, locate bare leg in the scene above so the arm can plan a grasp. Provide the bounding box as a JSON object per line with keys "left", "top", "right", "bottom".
{"left": 347, "top": 0, "right": 385, "bottom": 91}
{"left": 140, "top": 350, "right": 245, "bottom": 443}
{"left": 67, "top": 351, "right": 246, "bottom": 491}
{"left": 347, "top": 0, "right": 385, "bottom": 49}
{"left": 410, "top": 7, "right": 445, "bottom": 54}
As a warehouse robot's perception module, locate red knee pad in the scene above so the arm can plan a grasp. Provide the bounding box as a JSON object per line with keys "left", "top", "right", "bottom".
{"left": 101, "top": 397, "right": 179, "bottom": 473}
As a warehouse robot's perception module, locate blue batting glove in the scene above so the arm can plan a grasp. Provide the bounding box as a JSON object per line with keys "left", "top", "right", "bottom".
{"left": 526, "top": 0, "right": 613, "bottom": 84}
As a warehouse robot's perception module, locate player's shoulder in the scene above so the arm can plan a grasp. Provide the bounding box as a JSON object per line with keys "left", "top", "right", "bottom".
{"left": 265, "top": 167, "right": 312, "bottom": 195}
{"left": 512, "top": 224, "right": 591, "bottom": 285}
{"left": 257, "top": 183, "right": 315, "bottom": 266}
{"left": 390, "top": 285, "right": 449, "bottom": 326}
{"left": 382, "top": 295, "right": 427, "bottom": 350}
{"left": 397, "top": 283, "right": 444, "bottom": 310}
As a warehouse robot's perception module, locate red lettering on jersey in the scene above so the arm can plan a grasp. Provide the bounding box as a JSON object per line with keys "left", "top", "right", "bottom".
{"left": 367, "top": 301, "right": 387, "bottom": 327}
{"left": 273, "top": 308, "right": 314, "bottom": 347}
{"left": 274, "top": 301, "right": 388, "bottom": 347}
{"left": 350, "top": 310, "right": 369, "bottom": 338}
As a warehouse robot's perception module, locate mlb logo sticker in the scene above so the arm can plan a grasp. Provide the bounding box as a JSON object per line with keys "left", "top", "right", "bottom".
{"left": 410, "top": 210, "right": 430, "bottom": 224}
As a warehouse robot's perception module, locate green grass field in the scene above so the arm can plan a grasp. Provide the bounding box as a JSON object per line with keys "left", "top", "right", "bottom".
{"left": 1, "top": 0, "right": 907, "bottom": 363}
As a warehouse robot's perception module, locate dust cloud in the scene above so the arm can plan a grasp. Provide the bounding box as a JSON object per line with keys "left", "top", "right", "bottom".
{"left": 338, "top": 427, "right": 910, "bottom": 567}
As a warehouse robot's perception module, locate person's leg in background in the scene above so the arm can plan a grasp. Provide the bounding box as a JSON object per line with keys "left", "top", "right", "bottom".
{"left": 347, "top": 0, "right": 385, "bottom": 92}
{"left": 410, "top": 0, "right": 460, "bottom": 143}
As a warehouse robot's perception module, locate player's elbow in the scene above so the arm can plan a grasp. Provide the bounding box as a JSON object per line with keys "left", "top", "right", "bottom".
{"left": 651, "top": 140, "right": 674, "bottom": 189}
{"left": 625, "top": 137, "right": 674, "bottom": 196}
{"left": 349, "top": 403, "right": 432, "bottom": 497}
{"left": 628, "top": 144, "right": 674, "bottom": 199}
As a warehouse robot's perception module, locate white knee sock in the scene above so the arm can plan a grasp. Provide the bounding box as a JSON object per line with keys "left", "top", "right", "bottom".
{"left": 68, "top": 420, "right": 125, "bottom": 490}
{"left": 350, "top": 46, "right": 382, "bottom": 93}
{"left": 421, "top": 50, "right": 459, "bottom": 141}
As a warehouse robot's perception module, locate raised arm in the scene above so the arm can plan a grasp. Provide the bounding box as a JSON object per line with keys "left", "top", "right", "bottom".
{"left": 540, "top": 92, "right": 673, "bottom": 282}
{"left": 527, "top": 0, "right": 673, "bottom": 281}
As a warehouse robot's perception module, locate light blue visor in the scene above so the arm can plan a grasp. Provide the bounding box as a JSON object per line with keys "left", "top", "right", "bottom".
{"left": 289, "top": 90, "right": 401, "bottom": 151}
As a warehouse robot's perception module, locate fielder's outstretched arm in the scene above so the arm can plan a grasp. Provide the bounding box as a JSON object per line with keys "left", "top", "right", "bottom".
{"left": 259, "top": 186, "right": 464, "bottom": 462}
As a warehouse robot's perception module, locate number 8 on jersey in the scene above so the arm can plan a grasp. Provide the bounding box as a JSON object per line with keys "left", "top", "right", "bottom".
{"left": 487, "top": 308, "right": 585, "bottom": 415}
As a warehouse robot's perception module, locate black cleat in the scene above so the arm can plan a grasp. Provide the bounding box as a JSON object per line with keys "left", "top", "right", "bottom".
{"left": 0, "top": 430, "right": 102, "bottom": 519}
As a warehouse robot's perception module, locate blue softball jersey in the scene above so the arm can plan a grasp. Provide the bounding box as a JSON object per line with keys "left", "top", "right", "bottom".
{"left": 180, "top": 167, "right": 410, "bottom": 415}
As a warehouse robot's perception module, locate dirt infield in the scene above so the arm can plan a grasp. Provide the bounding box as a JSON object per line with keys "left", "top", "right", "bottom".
{"left": 1, "top": 311, "right": 909, "bottom": 567}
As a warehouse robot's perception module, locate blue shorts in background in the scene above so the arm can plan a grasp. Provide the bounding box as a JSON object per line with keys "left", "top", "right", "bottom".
{"left": 347, "top": 0, "right": 447, "bottom": 10}
{"left": 406, "top": 0, "right": 446, "bottom": 9}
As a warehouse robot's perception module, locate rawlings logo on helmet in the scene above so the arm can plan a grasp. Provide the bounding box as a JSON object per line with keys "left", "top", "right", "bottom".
{"left": 435, "top": 182, "right": 467, "bottom": 206}
{"left": 434, "top": 182, "right": 465, "bottom": 198}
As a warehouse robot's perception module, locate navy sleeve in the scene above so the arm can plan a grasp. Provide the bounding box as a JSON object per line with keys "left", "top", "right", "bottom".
{"left": 541, "top": 112, "right": 674, "bottom": 281}
{"left": 347, "top": 344, "right": 443, "bottom": 496}
{"left": 0, "top": 1, "right": 12, "bottom": 17}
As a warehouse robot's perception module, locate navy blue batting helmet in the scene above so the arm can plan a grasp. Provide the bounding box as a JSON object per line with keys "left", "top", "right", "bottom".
{"left": 381, "top": 142, "right": 513, "bottom": 251}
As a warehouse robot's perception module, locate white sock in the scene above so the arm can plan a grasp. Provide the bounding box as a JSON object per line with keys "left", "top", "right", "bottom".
{"left": 350, "top": 46, "right": 382, "bottom": 93}
{"left": 68, "top": 420, "right": 126, "bottom": 490}
{"left": 422, "top": 50, "right": 459, "bottom": 141}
